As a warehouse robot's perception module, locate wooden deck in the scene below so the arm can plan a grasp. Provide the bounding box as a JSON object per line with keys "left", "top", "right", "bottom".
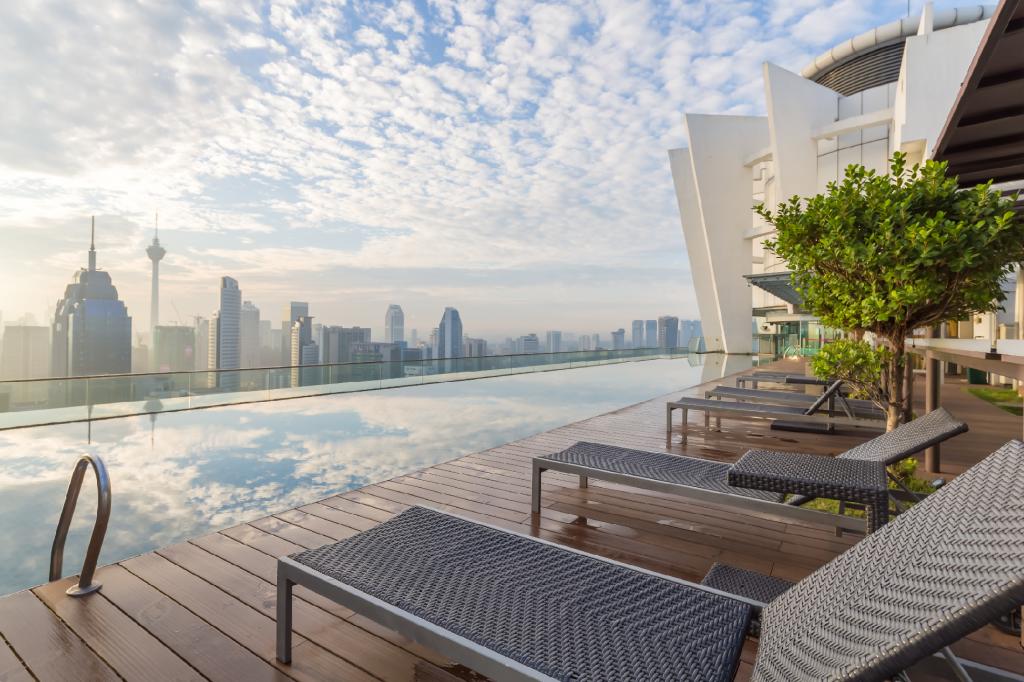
{"left": 2, "top": 358, "right": 1022, "bottom": 681}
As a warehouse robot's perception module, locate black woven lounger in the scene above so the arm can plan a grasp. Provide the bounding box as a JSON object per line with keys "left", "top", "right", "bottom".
{"left": 277, "top": 440, "right": 1024, "bottom": 681}
{"left": 667, "top": 381, "right": 882, "bottom": 445}
{"left": 536, "top": 408, "right": 966, "bottom": 532}
{"left": 705, "top": 385, "right": 884, "bottom": 419}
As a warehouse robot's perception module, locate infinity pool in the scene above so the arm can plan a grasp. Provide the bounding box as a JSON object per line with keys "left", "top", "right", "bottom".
{"left": 0, "top": 355, "right": 747, "bottom": 595}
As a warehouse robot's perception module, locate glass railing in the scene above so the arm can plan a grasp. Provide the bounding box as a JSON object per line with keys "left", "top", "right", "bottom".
{"left": 0, "top": 343, "right": 707, "bottom": 429}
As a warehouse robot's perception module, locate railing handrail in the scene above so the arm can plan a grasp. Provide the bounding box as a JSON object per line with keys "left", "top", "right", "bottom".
{"left": 49, "top": 454, "right": 111, "bottom": 597}
{"left": 0, "top": 344, "right": 708, "bottom": 384}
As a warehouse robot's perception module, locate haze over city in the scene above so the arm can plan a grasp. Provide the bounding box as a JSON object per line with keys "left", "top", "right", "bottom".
{"left": 0, "top": 0, "right": 960, "bottom": 337}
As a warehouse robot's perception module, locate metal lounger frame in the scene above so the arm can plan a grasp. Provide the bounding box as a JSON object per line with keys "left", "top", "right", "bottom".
{"left": 276, "top": 507, "right": 767, "bottom": 680}
{"left": 530, "top": 454, "right": 867, "bottom": 533}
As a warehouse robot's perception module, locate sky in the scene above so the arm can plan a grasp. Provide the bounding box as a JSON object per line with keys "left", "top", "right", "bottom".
{"left": 0, "top": 0, "right": 965, "bottom": 340}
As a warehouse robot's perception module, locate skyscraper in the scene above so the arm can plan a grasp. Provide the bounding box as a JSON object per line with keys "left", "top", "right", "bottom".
{"left": 385, "top": 304, "right": 404, "bottom": 345}
{"left": 657, "top": 316, "right": 679, "bottom": 349}
{"left": 631, "top": 320, "right": 644, "bottom": 349}
{"left": 0, "top": 325, "right": 50, "bottom": 405}
{"left": 519, "top": 333, "right": 539, "bottom": 354}
{"left": 320, "top": 326, "right": 371, "bottom": 363}
{"left": 146, "top": 215, "right": 166, "bottom": 345}
{"left": 51, "top": 218, "right": 132, "bottom": 377}
{"left": 545, "top": 331, "right": 562, "bottom": 353}
{"left": 153, "top": 325, "right": 195, "bottom": 373}
{"left": 437, "top": 308, "right": 463, "bottom": 359}
{"left": 290, "top": 315, "right": 319, "bottom": 385}
{"left": 281, "top": 302, "right": 309, "bottom": 364}
{"left": 611, "top": 328, "right": 625, "bottom": 350}
{"left": 194, "top": 316, "right": 209, "bottom": 371}
{"left": 645, "top": 320, "right": 657, "bottom": 348}
{"left": 211, "top": 277, "right": 241, "bottom": 386}
{"left": 463, "top": 337, "right": 487, "bottom": 357}
{"left": 240, "top": 301, "right": 260, "bottom": 368}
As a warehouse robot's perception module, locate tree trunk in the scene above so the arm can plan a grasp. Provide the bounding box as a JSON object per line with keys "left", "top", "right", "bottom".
{"left": 882, "top": 338, "right": 907, "bottom": 432}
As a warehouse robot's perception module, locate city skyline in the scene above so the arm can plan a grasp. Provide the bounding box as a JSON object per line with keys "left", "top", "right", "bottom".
{"left": 0, "top": 1, "right": 954, "bottom": 337}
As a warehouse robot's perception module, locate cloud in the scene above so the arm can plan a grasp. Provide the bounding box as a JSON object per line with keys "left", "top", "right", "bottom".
{"left": 0, "top": 0, "right": 930, "bottom": 336}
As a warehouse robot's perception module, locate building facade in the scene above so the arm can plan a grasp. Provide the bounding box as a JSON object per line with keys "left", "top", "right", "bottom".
{"left": 51, "top": 220, "right": 132, "bottom": 377}
{"left": 631, "top": 320, "right": 644, "bottom": 349}
{"left": 385, "top": 304, "right": 404, "bottom": 345}
{"left": 657, "top": 316, "right": 679, "bottom": 349}
{"left": 437, "top": 308, "right": 463, "bottom": 359}
{"left": 153, "top": 325, "right": 196, "bottom": 373}
{"left": 611, "top": 329, "right": 625, "bottom": 350}
{"left": 320, "top": 326, "right": 371, "bottom": 363}
{"left": 518, "top": 333, "right": 540, "bottom": 354}
{"left": 644, "top": 320, "right": 657, "bottom": 349}
{"left": 669, "top": 6, "right": 994, "bottom": 353}
{"left": 463, "top": 338, "right": 488, "bottom": 357}
{"left": 545, "top": 330, "right": 562, "bottom": 354}
{"left": 281, "top": 302, "right": 309, "bottom": 364}
{"left": 210, "top": 277, "right": 241, "bottom": 387}
{"left": 240, "top": 301, "right": 261, "bottom": 368}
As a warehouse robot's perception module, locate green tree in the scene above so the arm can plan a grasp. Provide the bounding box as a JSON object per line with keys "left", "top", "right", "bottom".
{"left": 758, "top": 153, "right": 1024, "bottom": 430}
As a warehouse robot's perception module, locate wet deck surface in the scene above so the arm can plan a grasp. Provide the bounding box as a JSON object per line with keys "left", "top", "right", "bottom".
{"left": 1, "top": 358, "right": 1022, "bottom": 681}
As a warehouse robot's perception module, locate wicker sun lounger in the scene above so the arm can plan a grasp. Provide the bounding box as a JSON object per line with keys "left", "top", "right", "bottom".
{"left": 277, "top": 440, "right": 1024, "bottom": 681}
{"left": 535, "top": 408, "right": 967, "bottom": 532}
{"left": 705, "top": 385, "right": 884, "bottom": 420}
{"left": 667, "top": 381, "right": 882, "bottom": 445}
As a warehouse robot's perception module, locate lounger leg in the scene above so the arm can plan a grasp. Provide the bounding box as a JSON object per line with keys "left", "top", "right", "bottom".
{"left": 531, "top": 464, "right": 544, "bottom": 514}
{"left": 666, "top": 404, "right": 673, "bottom": 446}
{"left": 940, "top": 646, "right": 973, "bottom": 682}
{"left": 579, "top": 475, "right": 588, "bottom": 488}
{"left": 276, "top": 568, "right": 293, "bottom": 663}
{"left": 682, "top": 408, "right": 688, "bottom": 446}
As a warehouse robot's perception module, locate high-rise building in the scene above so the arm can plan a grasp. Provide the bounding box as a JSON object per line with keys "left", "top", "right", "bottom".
{"left": 645, "top": 320, "right": 657, "bottom": 348}
{"left": 281, "top": 302, "right": 309, "bottom": 364}
{"left": 679, "top": 319, "right": 703, "bottom": 348}
{"left": 290, "top": 316, "right": 318, "bottom": 386}
{"left": 593, "top": 333, "right": 601, "bottom": 349}
{"left": 0, "top": 324, "right": 50, "bottom": 404}
{"left": 153, "top": 325, "right": 195, "bottom": 372}
{"left": 51, "top": 218, "right": 132, "bottom": 377}
{"left": 211, "top": 277, "right": 241, "bottom": 387}
{"left": 579, "top": 334, "right": 593, "bottom": 351}
{"left": 409, "top": 328, "right": 419, "bottom": 347}
{"left": 545, "top": 331, "right": 562, "bottom": 353}
{"left": 657, "top": 316, "right": 679, "bottom": 349}
{"left": 385, "top": 305, "right": 404, "bottom": 345}
{"left": 240, "top": 301, "right": 260, "bottom": 368}
{"left": 518, "top": 333, "right": 539, "bottom": 354}
{"left": 463, "top": 337, "right": 487, "bottom": 357}
{"left": 439, "top": 308, "right": 466, "bottom": 359}
{"left": 146, "top": 216, "right": 166, "bottom": 347}
{"left": 194, "top": 316, "right": 209, "bottom": 371}
{"left": 320, "top": 326, "right": 371, "bottom": 363}
{"left": 0, "top": 325, "right": 50, "bottom": 380}
{"left": 611, "top": 328, "right": 625, "bottom": 350}
{"left": 631, "top": 320, "right": 644, "bottom": 349}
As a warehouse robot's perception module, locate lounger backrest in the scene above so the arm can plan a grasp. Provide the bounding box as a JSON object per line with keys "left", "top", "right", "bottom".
{"left": 801, "top": 380, "right": 844, "bottom": 416}
{"left": 838, "top": 407, "right": 967, "bottom": 465}
{"left": 753, "top": 439, "right": 1024, "bottom": 681}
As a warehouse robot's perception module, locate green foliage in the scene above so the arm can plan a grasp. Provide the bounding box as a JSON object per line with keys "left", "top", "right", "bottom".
{"left": 759, "top": 153, "right": 1024, "bottom": 428}
{"left": 967, "top": 386, "right": 1024, "bottom": 417}
{"left": 810, "top": 339, "right": 886, "bottom": 405}
{"left": 758, "top": 154, "right": 1024, "bottom": 340}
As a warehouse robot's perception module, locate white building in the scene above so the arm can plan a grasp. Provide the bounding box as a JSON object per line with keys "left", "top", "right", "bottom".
{"left": 240, "top": 300, "right": 260, "bottom": 369}
{"left": 385, "top": 304, "right": 404, "bottom": 345}
{"left": 546, "top": 330, "right": 562, "bottom": 353}
{"left": 670, "top": 5, "right": 995, "bottom": 353}
{"left": 210, "top": 277, "right": 241, "bottom": 378}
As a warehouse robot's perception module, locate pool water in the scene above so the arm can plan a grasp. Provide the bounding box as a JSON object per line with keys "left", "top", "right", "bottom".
{"left": 0, "top": 355, "right": 749, "bottom": 595}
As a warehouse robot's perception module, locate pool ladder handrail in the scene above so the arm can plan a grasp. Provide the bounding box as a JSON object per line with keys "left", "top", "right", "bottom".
{"left": 49, "top": 454, "right": 111, "bottom": 596}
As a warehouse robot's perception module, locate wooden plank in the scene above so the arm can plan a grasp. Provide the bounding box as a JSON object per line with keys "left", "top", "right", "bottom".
{"left": 156, "top": 541, "right": 429, "bottom": 682}
{"left": 0, "top": 633, "right": 32, "bottom": 682}
{"left": 95, "top": 564, "right": 288, "bottom": 682}
{"left": 33, "top": 577, "right": 203, "bottom": 682}
{"left": 122, "top": 552, "right": 376, "bottom": 682}
{"left": 0, "top": 590, "right": 119, "bottom": 681}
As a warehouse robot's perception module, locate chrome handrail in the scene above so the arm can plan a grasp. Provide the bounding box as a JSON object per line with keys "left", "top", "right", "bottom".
{"left": 49, "top": 454, "right": 111, "bottom": 596}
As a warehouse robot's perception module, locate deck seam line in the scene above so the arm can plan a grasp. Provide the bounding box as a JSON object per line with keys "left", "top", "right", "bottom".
{"left": 117, "top": 557, "right": 308, "bottom": 682}
{"left": 0, "top": 630, "right": 37, "bottom": 682}
{"left": 29, "top": 588, "right": 127, "bottom": 681}
{"left": 152, "top": 544, "right": 391, "bottom": 682}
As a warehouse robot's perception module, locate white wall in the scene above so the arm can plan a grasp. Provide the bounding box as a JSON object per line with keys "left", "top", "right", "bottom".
{"left": 669, "top": 147, "right": 724, "bottom": 352}
{"left": 680, "top": 114, "right": 769, "bottom": 354}
{"left": 893, "top": 20, "right": 988, "bottom": 160}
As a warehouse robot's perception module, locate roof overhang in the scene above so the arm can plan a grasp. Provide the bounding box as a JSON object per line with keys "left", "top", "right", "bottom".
{"left": 933, "top": 0, "right": 1024, "bottom": 192}
{"left": 743, "top": 272, "right": 803, "bottom": 305}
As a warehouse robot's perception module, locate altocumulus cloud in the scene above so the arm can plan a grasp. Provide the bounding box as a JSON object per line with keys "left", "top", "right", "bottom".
{"left": 0, "top": 0, "right": 941, "bottom": 334}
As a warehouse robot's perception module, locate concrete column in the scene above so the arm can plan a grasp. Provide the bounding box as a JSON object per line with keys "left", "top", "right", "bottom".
{"left": 924, "top": 326, "right": 942, "bottom": 473}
